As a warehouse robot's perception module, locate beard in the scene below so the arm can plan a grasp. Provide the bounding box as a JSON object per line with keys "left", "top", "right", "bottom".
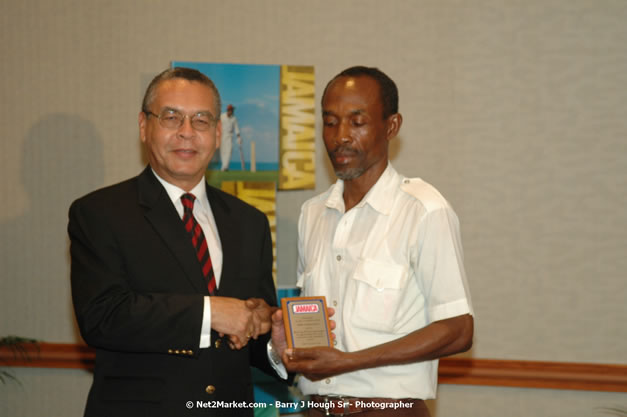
{"left": 335, "top": 167, "right": 365, "bottom": 180}
{"left": 328, "top": 146, "right": 365, "bottom": 180}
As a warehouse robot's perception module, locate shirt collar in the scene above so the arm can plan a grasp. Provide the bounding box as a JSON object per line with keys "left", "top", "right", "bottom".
{"left": 325, "top": 162, "right": 401, "bottom": 215}
{"left": 151, "top": 168, "right": 209, "bottom": 212}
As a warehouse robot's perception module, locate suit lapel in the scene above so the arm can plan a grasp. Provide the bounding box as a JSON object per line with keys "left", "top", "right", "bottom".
{"left": 137, "top": 167, "right": 207, "bottom": 294}
{"left": 206, "top": 183, "right": 240, "bottom": 297}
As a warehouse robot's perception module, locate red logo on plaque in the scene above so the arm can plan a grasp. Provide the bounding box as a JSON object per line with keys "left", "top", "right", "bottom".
{"left": 293, "top": 303, "right": 319, "bottom": 314}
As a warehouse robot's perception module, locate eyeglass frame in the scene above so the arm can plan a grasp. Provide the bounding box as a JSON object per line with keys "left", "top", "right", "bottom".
{"left": 143, "top": 108, "right": 218, "bottom": 131}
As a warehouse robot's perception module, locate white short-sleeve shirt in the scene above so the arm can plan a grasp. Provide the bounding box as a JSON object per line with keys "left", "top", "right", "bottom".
{"left": 296, "top": 163, "right": 473, "bottom": 399}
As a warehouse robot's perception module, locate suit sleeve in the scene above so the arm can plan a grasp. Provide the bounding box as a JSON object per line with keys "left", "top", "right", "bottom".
{"left": 68, "top": 199, "right": 204, "bottom": 354}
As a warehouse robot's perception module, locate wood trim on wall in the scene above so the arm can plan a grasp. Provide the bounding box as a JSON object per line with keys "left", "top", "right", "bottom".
{"left": 438, "top": 358, "right": 627, "bottom": 392}
{"left": 1, "top": 343, "right": 626, "bottom": 393}
{"left": 1, "top": 343, "right": 94, "bottom": 370}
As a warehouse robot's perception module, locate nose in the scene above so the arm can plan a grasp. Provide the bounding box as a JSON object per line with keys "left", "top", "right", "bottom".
{"left": 336, "top": 120, "right": 352, "bottom": 145}
{"left": 177, "top": 115, "right": 195, "bottom": 138}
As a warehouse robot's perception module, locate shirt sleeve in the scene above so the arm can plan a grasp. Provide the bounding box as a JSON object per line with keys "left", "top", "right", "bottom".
{"left": 416, "top": 207, "right": 473, "bottom": 322}
{"left": 266, "top": 341, "right": 288, "bottom": 379}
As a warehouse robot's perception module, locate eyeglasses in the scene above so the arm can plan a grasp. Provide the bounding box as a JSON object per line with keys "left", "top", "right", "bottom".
{"left": 144, "top": 108, "right": 217, "bottom": 131}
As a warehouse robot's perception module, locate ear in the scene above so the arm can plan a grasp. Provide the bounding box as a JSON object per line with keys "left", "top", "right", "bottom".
{"left": 385, "top": 113, "right": 403, "bottom": 141}
{"left": 138, "top": 111, "right": 148, "bottom": 144}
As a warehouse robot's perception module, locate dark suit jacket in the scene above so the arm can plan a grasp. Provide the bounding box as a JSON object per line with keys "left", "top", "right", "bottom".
{"left": 69, "top": 166, "right": 277, "bottom": 417}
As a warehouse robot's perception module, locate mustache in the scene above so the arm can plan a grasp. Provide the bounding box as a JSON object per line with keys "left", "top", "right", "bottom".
{"left": 328, "top": 145, "right": 361, "bottom": 157}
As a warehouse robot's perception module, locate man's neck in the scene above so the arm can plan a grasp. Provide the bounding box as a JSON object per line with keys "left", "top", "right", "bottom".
{"left": 151, "top": 167, "right": 205, "bottom": 194}
{"left": 342, "top": 162, "right": 387, "bottom": 211}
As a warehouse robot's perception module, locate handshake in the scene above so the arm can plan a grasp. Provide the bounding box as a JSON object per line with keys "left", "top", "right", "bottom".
{"left": 210, "top": 295, "right": 340, "bottom": 382}
{"left": 210, "top": 296, "right": 278, "bottom": 350}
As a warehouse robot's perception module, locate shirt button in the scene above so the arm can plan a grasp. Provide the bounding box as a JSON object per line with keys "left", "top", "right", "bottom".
{"left": 325, "top": 379, "right": 331, "bottom": 384}
{"left": 206, "top": 385, "right": 216, "bottom": 394}
{"left": 333, "top": 339, "right": 337, "bottom": 346}
{"left": 333, "top": 300, "right": 338, "bottom": 307}
{"left": 336, "top": 255, "right": 342, "bottom": 261}
{"left": 215, "top": 339, "right": 222, "bottom": 349}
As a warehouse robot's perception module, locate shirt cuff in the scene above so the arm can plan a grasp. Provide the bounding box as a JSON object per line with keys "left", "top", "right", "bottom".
{"left": 429, "top": 298, "right": 473, "bottom": 323}
{"left": 267, "top": 341, "right": 287, "bottom": 379}
{"left": 199, "top": 296, "right": 212, "bottom": 348}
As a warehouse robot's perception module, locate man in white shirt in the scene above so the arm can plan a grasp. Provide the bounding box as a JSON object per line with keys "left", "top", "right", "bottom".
{"left": 270, "top": 66, "right": 474, "bottom": 416}
{"left": 219, "top": 104, "right": 241, "bottom": 171}
{"left": 69, "top": 67, "right": 279, "bottom": 417}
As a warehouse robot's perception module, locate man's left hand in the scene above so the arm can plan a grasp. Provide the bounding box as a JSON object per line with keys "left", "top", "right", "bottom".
{"left": 283, "top": 346, "right": 351, "bottom": 381}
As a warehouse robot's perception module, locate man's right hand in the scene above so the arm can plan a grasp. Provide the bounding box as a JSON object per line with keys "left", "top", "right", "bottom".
{"left": 211, "top": 297, "right": 258, "bottom": 350}
{"left": 245, "top": 298, "right": 276, "bottom": 339}
{"left": 270, "top": 308, "right": 288, "bottom": 358}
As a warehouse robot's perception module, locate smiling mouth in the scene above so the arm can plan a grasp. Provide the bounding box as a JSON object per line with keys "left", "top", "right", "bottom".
{"left": 173, "top": 149, "right": 197, "bottom": 158}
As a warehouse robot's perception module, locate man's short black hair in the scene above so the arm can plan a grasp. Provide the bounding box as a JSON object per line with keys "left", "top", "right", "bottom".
{"left": 142, "top": 67, "right": 222, "bottom": 117}
{"left": 322, "top": 66, "right": 399, "bottom": 119}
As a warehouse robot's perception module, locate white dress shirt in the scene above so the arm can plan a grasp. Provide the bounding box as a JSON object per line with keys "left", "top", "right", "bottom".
{"left": 152, "top": 170, "right": 222, "bottom": 348}
{"left": 296, "top": 163, "right": 473, "bottom": 399}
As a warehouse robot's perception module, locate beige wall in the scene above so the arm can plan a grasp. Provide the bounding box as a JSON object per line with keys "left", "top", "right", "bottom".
{"left": 1, "top": 1, "right": 626, "bottom": 416}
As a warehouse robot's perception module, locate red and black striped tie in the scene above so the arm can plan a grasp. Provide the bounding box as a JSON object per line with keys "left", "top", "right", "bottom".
{"left": 181, "top": 193, "right": 216, "bottom": 295}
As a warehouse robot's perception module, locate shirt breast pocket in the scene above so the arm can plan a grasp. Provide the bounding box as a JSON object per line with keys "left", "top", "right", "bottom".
{"left": 348, "top": 258, "right": 409, "bottom": 333}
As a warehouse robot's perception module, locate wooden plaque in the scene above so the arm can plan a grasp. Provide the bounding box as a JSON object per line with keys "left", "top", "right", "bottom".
{"left": 281, "top": 296, "right": 332, "bottom": 349}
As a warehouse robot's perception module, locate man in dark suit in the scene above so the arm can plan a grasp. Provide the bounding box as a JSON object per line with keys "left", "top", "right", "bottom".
{"left": 69, "top": 67, "right": 279, "bottom": 416}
